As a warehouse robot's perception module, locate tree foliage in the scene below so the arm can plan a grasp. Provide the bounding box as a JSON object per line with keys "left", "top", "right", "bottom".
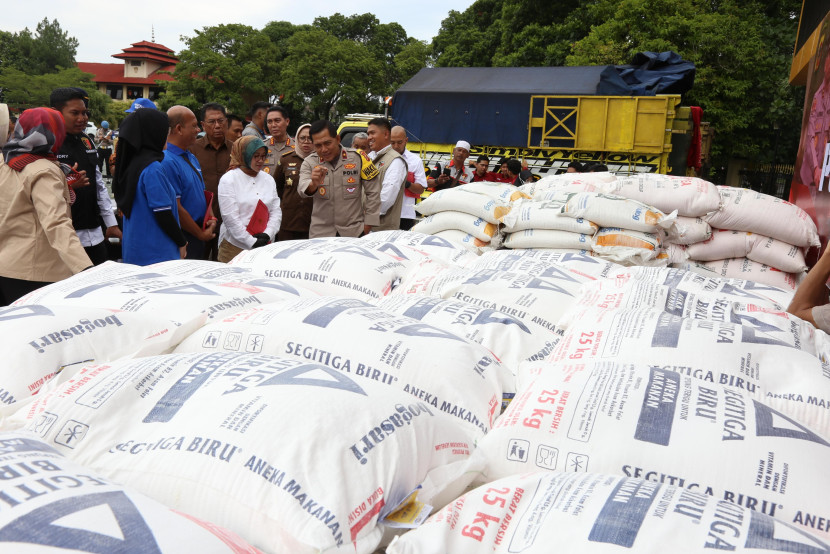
{"left": 431, "top": 0, "right": 804, "bottom": 172}
{"left": 161, "top": 24, "right": 280, "bottom": 115}
{"left": 0, "top": 18, "right": 78, "bottom": 75}
{"left": 165, "top": 14, "right": 431, "bottom": 123}
{"left": 278, "top": 28, "right": 384, "bottom": 121}
{"left": 0, "top": 66, "right": 109, "bottom": 120}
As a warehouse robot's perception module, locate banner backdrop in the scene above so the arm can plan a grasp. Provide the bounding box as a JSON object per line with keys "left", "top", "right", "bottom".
{"left": 791, "top": 15, "right": 830, "bottom": 254}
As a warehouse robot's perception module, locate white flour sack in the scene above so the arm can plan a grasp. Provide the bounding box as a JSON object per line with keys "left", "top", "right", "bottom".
{"left": 432, "top": 230, "right": 501, "bottom": 254}
{"left": 520, "top": 172, "right": 618, "bottom": 197}
{"left": 411, "top": 211, "right": 501, "bottom": 242}
{"left": 461, "top": 181, "right": 530, "bottom": 202}
{"left": 674, "top": 258, "right": 805, "bottom": 293}
{"left": 374, "top": 294, "right": 561, "bottom": 368}
{"left": 0, "top": 431, "right": 263, "bottom": 553}
{"left": 655, "top": 243, "right": 689, "bottom": 265}
{"left": 549, "top": 307, "right": 830, "bottom": 433}
{"left": 687, "top": 232, "right": 808, "bottom": 273}
{"left": 503, "top": 229, "right": 593, "bottom": 250}
{"left": 1, "top": 353, "right": 479, "bottom": 554}
{"left": 705, "top": 187, "right": 820, "bottom": 248}
{"left": 567, "top": 279, "right": 829, "bottom": 357}
{"left": 394, "top": 265, "right": 587, "bottom": 337}
{"left": 415, "top": 188, "right": 511, "bottom": 223}
{"left": 501, "top": 200, "right": 598, "bottom": 234}
{"left": 358, "top": 230, "right": 478, "bottom": 267}
{"left": 472, "top": 249, "right": 622, "bottom": 281}
{"left": 12, "top": 261, "right": 300, "bottom": 323}
{"left": 560, "top": 192, "right": 676, "bottom": 233}
{"left": 687, "top": 230, "right": 753, "bottom": 261}
{"left": 478, "top": 360, "right": 830, "bottom": 540}
{"left": 228, "top": 238, "right": 407, "bottom": 301}
{"left": 670, "top": 215, "right": 713, "bottom": 245}
{"left": 591, "top": 227, "right": 663, "bottom": 265}
{"left": 388, "top": 471, "right": 830, "bottom": 554}
{"left": 607, "top": 174, "right": 722, "bottom": 217}
{"left": 173, "top": 297, "right": 510, "bottom": 436}
{"left": 609, "top": 265, "right": 795, "bottom": 309}
{"left": 0, "top": 304, "right": 201, "bottom": 405}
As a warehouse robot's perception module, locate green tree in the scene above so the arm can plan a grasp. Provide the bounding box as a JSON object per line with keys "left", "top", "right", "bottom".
{"left": 278, "top": 28, "right": 384, "bottom": 121}
{"left": 162, "top": 24, "right": 279, "bottom": 115}
{"left": 567, "top": 0, "right": 802, "bottom": 171}
{"left": 432, "top": 0, "right": 505, "bottom": 67}
{"left": 312, "top": 13, "right": 411, "bottom": 95}
{"left": 12, "top": 18, "right": 78, "bottom": 74}
{"left": 0, "top": 67, "right": 96, "bottom": 112}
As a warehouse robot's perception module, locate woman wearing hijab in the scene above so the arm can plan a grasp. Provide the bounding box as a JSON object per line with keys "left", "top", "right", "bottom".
{"left": 113, "top": 109, "right": 187, "bottom": 265}
{"left": 274, "top": 123, "right": 314, "bottom": 241}
{"left": 0, "top": 107, "right": 92, "bottom": 305}
{"left": 217, "top": 135, "right": 281, "bottom": 262}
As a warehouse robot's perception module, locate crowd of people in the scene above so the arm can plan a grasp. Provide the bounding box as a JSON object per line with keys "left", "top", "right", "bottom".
{"left": 0, "top": 91, "right": 614, "bottom": 306}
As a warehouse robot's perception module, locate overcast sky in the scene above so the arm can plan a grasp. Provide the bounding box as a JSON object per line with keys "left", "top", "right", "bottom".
{"left": 5, "top": 0, "right": 476, "bottom": 63}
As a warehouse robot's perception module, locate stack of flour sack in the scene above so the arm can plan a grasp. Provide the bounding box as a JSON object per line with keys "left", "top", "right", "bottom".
{"left": 497, "top": 172, "right": 817, "bottom": 292}
{"left": 412, "top": 182, "right": 530, "bottom": 252}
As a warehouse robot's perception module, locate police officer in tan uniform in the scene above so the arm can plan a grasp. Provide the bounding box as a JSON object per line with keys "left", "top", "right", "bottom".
{"left": 299, "top": 120, "right": 381, "bottom": 238}
{"left": 262, "top": 106, "right": 294, "bottom": 177}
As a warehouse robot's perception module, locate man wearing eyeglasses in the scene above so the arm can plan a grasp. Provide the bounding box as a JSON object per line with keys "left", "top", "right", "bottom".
{"left": 192, "top": 102, "right": 233, "bottom": 260}
{"left": 50, "top": 87, "right": 121, "bottom": 266}
{"left": 161, "top": 106, "right": 216, "bottom": 260}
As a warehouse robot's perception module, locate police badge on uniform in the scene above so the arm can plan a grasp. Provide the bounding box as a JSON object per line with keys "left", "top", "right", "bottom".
{"left": 286, "top": 177, "right": 293, "bottom": 187}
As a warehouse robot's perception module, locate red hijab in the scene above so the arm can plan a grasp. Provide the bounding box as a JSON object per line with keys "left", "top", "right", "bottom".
{"left": 2, "top": 107, "right": 66, "bottom": 171}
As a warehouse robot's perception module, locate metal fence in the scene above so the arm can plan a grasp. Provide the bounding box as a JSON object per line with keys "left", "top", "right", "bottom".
{"left": 737, "top": 163, "right": 794, "bottom": 200}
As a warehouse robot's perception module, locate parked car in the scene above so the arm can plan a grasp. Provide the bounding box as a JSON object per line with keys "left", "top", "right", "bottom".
{"left": 85, "top": 121, "right": 98, "bottom": 142}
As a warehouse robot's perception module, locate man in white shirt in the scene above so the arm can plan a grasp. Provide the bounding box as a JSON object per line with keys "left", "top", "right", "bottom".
{"left": 427, "top": 140, "right": 472, "bottom": 191}
{"left": 390, "top": 126, "right": 426, "bottom": 230}
{"left": 366, "top": 118, "right": 407, "bottom": 231}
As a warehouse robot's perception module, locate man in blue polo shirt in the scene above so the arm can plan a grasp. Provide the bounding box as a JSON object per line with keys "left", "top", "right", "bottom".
{"left": 161, "top": 106, "right": 216, "bottom": 259}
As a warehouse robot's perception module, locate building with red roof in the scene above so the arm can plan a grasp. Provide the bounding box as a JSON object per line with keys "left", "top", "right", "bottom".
{"left": 77, "top": 41, "right": 177, "bottom": 102}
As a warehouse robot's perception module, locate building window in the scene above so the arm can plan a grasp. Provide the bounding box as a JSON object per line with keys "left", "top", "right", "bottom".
{"left": 126, "top": 86, "right": 144, "bottom": 100}
{"left": 148, "top": 87, "right": 162, "bottom": 100}
{"left": 130, "top": 60, "right": 142, "bottom": 67}
{"left": 105, "top": 84, "right": 123, "bottom": 100}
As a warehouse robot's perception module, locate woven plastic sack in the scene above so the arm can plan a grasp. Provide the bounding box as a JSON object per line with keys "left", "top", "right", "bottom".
{"left": 0, "top": 431, "right": 263, "bottom": 553}
{"left": 591, "top": 227, "right": 663, "bottom": 265}
{"left": 687, "top": 230, "right": 753, "bottom": 261}
{"left": 388, "top": 470, "right": 830, "bottom": 553}
{"left": 1, "top": 352, "right": 479, "bottom": 554}
{"left": 604, "top": 265, "right": 794, "bottom": 309}
{"left": 477, "top": 359, "right": 830, "bottom": 541}
{"left": 394, "top": 263, "right": 586, "bottom": 337}
{"left": 228, "top": 238, "right": 408, "bottom": 301}
{"left": 565, "top": 277, "right": 826, "bottom": 356}
{"left": 471, "top": 249, "right": 621, "bottom": 282}
{"left": 432, "top": 230, "right": 501, "bottom": 254}
{"left": 504, "top": 229, "right": 593, "bottom": 250}
{"left": 0, "top": 304, "right": 201, "bottom": 404}
{"left": 374, "top": 294, "right": 561, "bottom": 368}
{"left": 548, "top": 307, "right": 830, "bottom": 433}
{"left": 13, "top": 261, "right": 303, "bottom": 323}
{"left": 415, "top": 188, "right": 511, "bottom": 223}
{"left": 501, "top": 200, "right": 598, "bottom": 234}
{"left": 705, "top": 187, "right": 820, "bottom": 248}
{"left": 173, "top": 297, "right": 511, "bottom": 436}
{"left": 460, "top": 181, "right": 531, "bottom": 202}
{"left": 669, "top": 215, "right": 712, "bottom": 245}
{"left": 560, "top": 192, "right": 675, "bottom": 233}
{"left": 607, "top": 174, "right": 721, "bottom": 217}
{"left": 412, "top": 211, "right": 500, "bottom": 242}
{"left": 673, "top": 259, "right": 805, "bottom": 293}
{"left": 655, "top": 243, "right": 688, "bottom": 265}
{"left": 358, "top": 230, "right": 479, "bottom": 267}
